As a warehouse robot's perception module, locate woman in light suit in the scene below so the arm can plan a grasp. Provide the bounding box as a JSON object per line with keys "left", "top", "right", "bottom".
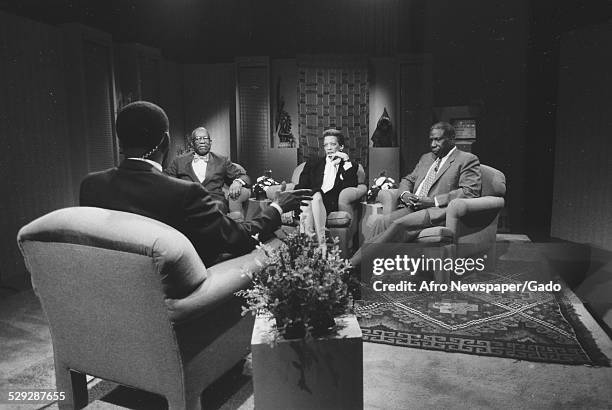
{"left": 295, "top": 129, "right": 358, "bottom": 247}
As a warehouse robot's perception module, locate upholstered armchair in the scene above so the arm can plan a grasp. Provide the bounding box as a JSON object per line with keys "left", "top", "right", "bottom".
{"left": 368, "top": 164, "right": 506, "bottom": 281}
{"left": 17, "top": 207, "right": 276, "bottom": 410}
{"left": 266, "top": 162, "right": 368, "bottom": 257}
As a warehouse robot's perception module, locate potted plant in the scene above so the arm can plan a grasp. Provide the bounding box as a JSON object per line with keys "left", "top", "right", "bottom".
{"left": 237, "top": 231, "right": 352, "bottom": 339}
{"left": 240, "top": 231, "right": 363, "bottom": 409}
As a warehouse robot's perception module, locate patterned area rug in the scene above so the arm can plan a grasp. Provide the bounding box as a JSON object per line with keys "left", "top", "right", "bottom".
{"left": 355, "top": 259, "right": 610, "bottom": 366}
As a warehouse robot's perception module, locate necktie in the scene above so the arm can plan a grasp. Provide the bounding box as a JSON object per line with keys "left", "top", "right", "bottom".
{"left": 193, "top": 154, "right": 209, "bottom": 162}
{"left": 320, "top": 158, "right": 337, "bottom": 193}
{"left": 418, "top": 158, "right": 440, "bottom": 197}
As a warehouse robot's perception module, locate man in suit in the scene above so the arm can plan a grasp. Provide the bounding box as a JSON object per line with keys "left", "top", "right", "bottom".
{"left": 165, "top": 127, "right": 249, "bottom": 214}
{"left": 80, "top": 101, "right": 310, "bottom": 267}
{"left": 350, "top": 121, "right": 481, "bottom": 267}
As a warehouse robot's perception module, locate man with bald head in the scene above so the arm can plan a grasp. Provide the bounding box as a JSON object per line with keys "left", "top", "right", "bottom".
{"left": 80, "top": 101, "right": 310, "bottom": 267}
{"left": 166, "top": 127, "right": 249, "bottom": 213}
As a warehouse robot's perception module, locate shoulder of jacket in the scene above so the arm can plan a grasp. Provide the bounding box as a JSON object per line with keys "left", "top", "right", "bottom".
{"left": 86, "top": 167, "right": 115, "bottom": 178}
{"left": 455, "top": 149, "right": 480, "bottom": 162}
{"left": 418, "top": 152, "right": 434, "bottom": 162}
{"left": 209, "top": 151, "right": 227, "bottom": 161}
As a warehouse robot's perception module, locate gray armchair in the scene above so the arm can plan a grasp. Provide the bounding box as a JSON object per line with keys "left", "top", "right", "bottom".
{"left": 17, "top": 207, "right": 274, "bottom": 409}
{"left": 372, "top": 164, "right": 506, "bottom": 281}
{"left": 266, "top": 162, "right": 368, "bottom": 257}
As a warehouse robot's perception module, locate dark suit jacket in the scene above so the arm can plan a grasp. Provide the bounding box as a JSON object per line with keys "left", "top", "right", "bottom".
{"left": 295, "top": 157, "right": 359, "bottom": 194}
{"left": 165, "top": 152, "right": 250, "bottom": 202}
{"left": 398, "top": 148, "right": 481, "bottom": 224}
{"left": 80, "top": 159, "right": 280, "bottom": 267}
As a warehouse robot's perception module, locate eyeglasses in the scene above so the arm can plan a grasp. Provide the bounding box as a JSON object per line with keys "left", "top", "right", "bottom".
{"left": 193, "top": 136, "right": 211, "bottom": 142}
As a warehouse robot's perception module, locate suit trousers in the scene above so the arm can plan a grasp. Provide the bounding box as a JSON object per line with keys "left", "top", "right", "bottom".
{"left": 367, "top": 206, "right": 436, "bottom": 243}
{"left": 209, "top": 191, "right": 229, "bottom": 214}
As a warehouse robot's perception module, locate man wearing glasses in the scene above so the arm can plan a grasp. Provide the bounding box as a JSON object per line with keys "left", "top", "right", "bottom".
{"left": 166, "top": 127, "right": 249, "bottom": 213}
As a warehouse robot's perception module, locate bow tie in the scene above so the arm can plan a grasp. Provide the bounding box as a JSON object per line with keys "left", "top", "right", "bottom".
{"left": 193, "top": 154, "right": 209, "bottom": 162}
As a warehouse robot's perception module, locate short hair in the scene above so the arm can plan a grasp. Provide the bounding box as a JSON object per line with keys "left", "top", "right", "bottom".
{"left": 322, "top": 128, "right": 345, "bottom": 146}
{"left": 116, "top": 101, "right": 169, "bottom": 148}
{"left": 430, "top": 122, "right": 456, "bottom": 140}
{"left": 190, "top": 127, "right": 211, "bottom": 141}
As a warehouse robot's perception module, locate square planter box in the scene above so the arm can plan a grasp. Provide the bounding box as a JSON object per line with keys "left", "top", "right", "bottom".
{"left": 251, "top": 314, "right": 363, "bottom": 410}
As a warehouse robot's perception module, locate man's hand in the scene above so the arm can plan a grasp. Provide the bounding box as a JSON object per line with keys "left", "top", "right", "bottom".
{"left": 273, "top": 189, "right": 312, "bottom": 213}
{"left": 399, "top": 191, "right": 418, "bottom": 207}
{"left": 399, "top": 191, "right": 435, "bottom": 210}
{"left": 410, "top": 196, "right": 435, "bottom": 210}
{"left": 228, "top": 181, "right": 243, "bottom": 200}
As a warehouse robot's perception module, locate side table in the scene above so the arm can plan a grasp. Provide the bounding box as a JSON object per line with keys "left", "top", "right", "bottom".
{"left": 251, "top": 314, "right": 363, "bottom": 410}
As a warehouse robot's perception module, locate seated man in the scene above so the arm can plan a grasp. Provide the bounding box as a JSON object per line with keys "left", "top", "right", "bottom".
{"left": 350, "top": 121, "right": 481, "bottom": 267}
{"left": 165, "top": 127, "right": 249, "bottom": 214}
{"left": 80, "top": 101, "right": 310, "bottom": 267}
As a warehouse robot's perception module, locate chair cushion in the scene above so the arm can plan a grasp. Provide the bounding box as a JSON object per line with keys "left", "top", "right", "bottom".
{"left": 416, "top": 226, "right": 455, "bottom": 243}
{"left": 326, "top": 211, "right": 352, "bottom": 227}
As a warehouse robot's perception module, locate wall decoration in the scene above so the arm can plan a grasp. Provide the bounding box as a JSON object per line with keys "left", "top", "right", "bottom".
{"left": 371, "top": 107, "right": 396, "bottom": 147}
{"left": 274, "top": 77, "right": 295, "bottom": 148}
{"left": 297, "top": 56, "right": 369, "bottom": 168}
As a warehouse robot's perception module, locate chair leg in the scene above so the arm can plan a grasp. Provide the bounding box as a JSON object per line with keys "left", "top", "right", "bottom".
{"left": 428, "top": 244, "right": 454, "bottom": 285}
{"left": 167, "top": 393, "right": 201, "bottom": 410}
{"left": 54, "top": 359, "right": 88, "bottom": 409}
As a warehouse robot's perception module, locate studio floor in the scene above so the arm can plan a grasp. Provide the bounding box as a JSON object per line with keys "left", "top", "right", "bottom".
{"left": 2, "top": 285, "right": 612, "bottom": 409}
{"left": 2, "top": 236, "right": 612, "bottom": 409}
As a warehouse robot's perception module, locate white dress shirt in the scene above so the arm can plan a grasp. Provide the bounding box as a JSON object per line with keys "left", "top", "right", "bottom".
{"left": 191, "top": 153, "right": 209, "bottom": 183}
{"left": 320, "top": 156, "right": 339, "bottom": 193}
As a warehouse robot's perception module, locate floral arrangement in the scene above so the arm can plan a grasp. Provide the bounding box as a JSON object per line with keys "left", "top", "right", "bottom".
{"left": 252, "top": 170, "right": 280, "bottom": 200}
{"left": 366, "top": 171, "right": 398, "bottom": 203}
{"left": 236, "top": 231, "right": 352, "bottom": 340}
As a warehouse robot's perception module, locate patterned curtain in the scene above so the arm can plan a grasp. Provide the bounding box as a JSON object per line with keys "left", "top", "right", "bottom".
{"left": 297, "top": 55, "right": 369, "bottom": 169}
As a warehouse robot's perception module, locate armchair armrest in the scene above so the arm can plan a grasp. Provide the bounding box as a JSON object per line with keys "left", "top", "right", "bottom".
{"left": 377, "top": 189, "right": 400, "bottom": 214}
{"left": 447, "top": 196, "right": 505, "bottom": 219}
{"left": 166, "top": 238, "right": 283, "bottom": 322}
{"left": 227, "top": 186, "right": 251, "bottom": 203}
{"left": 446, "top": 196, "right": 505, "bottom": 248}
{"left": 227, "top": 187, "right": 251, "bottom": 217}
{"left": 338, "top": 184, "right": 368, "bottom": 214}
{"left": 265, "top": 183, "right": 296, "bottom": 201}
{"left": 225, "top": 186, "right": 251, "bottom": 201}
